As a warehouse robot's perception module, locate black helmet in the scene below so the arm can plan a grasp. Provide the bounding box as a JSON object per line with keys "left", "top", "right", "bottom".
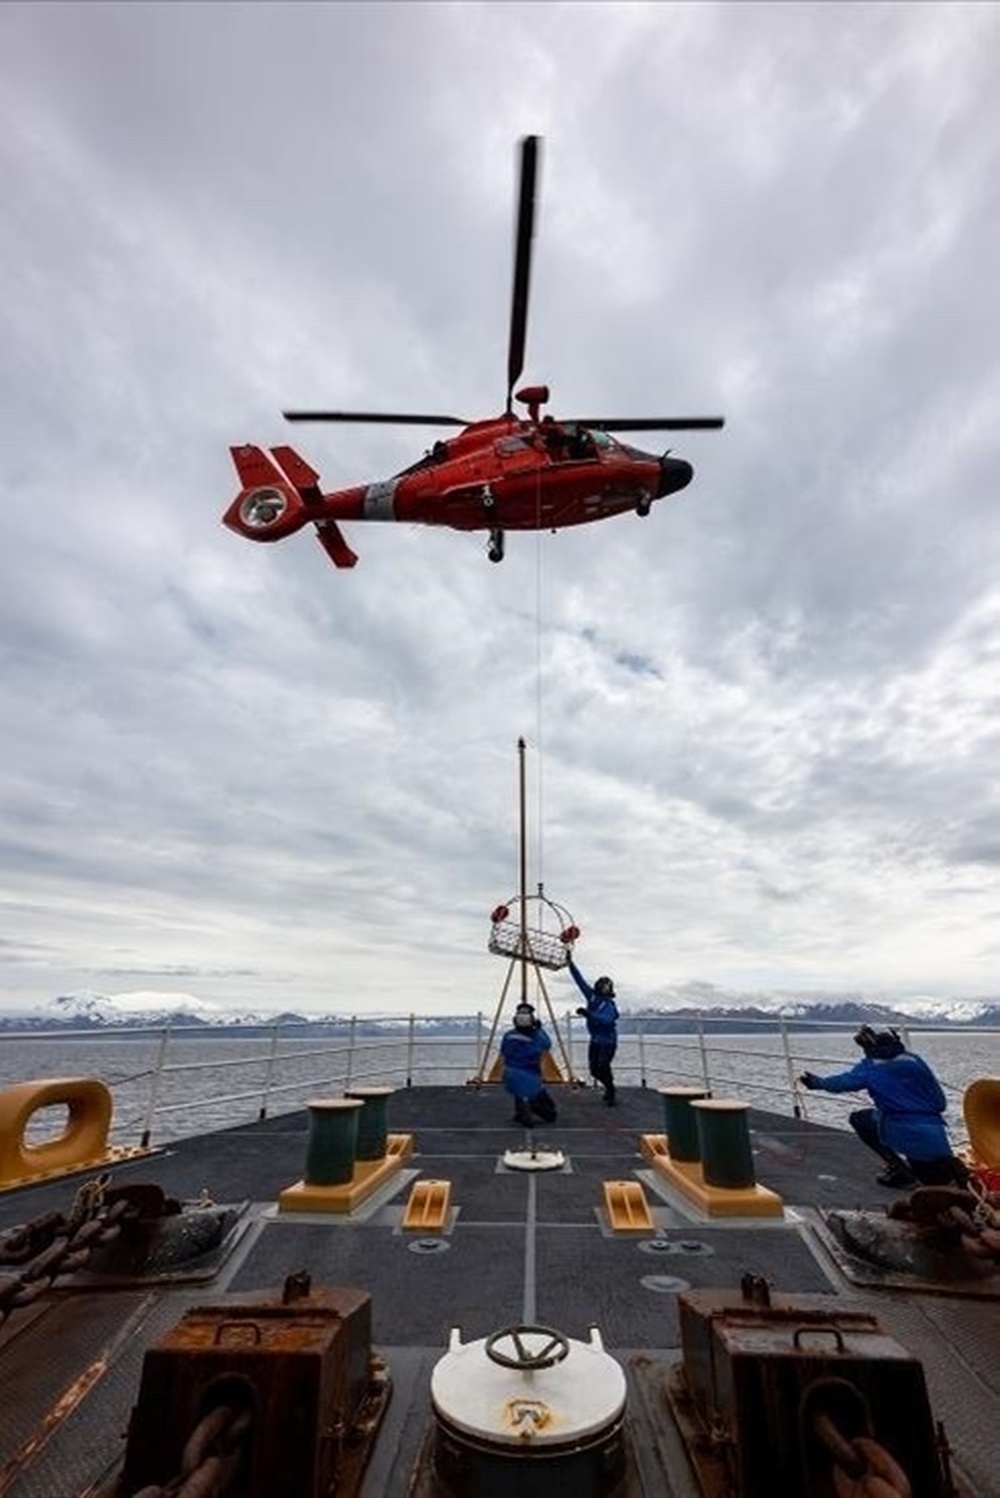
{"left": 594, "top": 976, "right": 615, "bottom": 997}
{"left": 514, "top": 1003, "right": 538, "bottom": 1032}
{"left": 854, "top": 1025, "right": 904, "bottom": 1060}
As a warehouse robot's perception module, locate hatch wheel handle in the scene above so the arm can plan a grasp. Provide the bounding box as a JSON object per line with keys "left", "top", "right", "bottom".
{"left": 485, "top": 1324, "right": 570, "bottom": 1370}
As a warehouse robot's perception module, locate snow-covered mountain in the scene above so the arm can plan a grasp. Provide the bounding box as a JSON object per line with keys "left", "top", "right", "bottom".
{"left": 0, "top": 987, "right": 998, "bottom": 1030}
{"left": 631, "top": 981, "right": 1000, "bottom": 1026}
{"left": 3, "top": 991, "right": 286, "bottom": 1029}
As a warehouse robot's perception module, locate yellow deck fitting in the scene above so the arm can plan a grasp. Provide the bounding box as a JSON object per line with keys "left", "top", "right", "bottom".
{"left": 402, "top": 1178, "right": 452, "bottom": 1230}
{"left": 603, "top": 1179, "right": 655, "bottom": 1232}
{"left": 0, "top": 1078, "right": 152, "bottom": 1192}
{"left": 278, "top": 1151, "right": 404, "bottom": 1215}
{"left": 486, "top": 1052, "right": 566, "bottom": 1084}
{"left": 650, "top": 1153, "right": 784, "bottom": 1219}
{"left": 386, "top": 1133, "right": 414, "bottom": 1161}
{"left": 963, "top": 1077, "right": 1000, "bottom": 1168}
{"left": 639, "top": 1133, "right": 670, "bottom": 1162}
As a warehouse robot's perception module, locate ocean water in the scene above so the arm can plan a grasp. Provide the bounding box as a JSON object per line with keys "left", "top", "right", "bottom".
{"left": 1, "top": 1024, "right": 994, "bottom": 1150}
{"left": 1, "top": 1023, "right": 996, "bottom": 1149}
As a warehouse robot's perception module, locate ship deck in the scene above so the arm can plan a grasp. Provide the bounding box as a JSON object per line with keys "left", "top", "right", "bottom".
{"left": 1, "top": 1083, "right": 997, "bottom": 1497}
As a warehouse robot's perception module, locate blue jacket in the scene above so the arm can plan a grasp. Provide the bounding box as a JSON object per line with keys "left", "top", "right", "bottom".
{"left": 568, "top": 960, "right": 618, "bottom": 1045}
{"left": 500, "top": 1025, "right": 552, "bottom": 1099}
{"left": 809, "top": 1051, "right": 951, "bottom": 1160}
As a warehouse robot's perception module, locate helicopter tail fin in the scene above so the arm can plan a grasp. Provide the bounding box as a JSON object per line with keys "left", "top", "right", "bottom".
{"left": 269, "top": 445, "right": 322, "bottom": 500}
{"left": 270, "top": 445, "right": 357, "bottom": 566}
{"left": 230, "top": 444, "right": 292, "bottom": 490}
{"left": 314, "top": 518, "right": 359, "bottom": 569}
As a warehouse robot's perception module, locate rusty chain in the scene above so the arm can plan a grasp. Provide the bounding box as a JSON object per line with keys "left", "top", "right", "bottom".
{"left": 887, "top": 1179, "right": 1000, "bottom": 1270}
{"left": 0, "top": 1172, "right": 140, "bottom": 1322}
{"left": 812, "top": 1410, "right": 913, "bottom": 1497}
{"left": 131, "top": 1402, "right": 254, "bottom": 1498}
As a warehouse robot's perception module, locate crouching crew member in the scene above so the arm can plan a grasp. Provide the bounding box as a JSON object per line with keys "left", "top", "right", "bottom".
{"left": 799, "top": 1025, "right": 967, "bottom": 1188}
{"left": 501, "top": 1002, "right": 557, "bottom": 1127}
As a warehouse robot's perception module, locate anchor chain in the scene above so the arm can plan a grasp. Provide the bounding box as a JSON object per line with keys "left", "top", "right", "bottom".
{"left": 131, "top": 1402, "right": 254, "bottom": 1498}
{"left": 812, "top": 1407, "right": 913, "bottom": 1497}
{"left": 887, "top": 1180, "right": 1000, "bottom": 1269}
{"left": 0, "top": 1172, "right": 143, "bottom": 1322}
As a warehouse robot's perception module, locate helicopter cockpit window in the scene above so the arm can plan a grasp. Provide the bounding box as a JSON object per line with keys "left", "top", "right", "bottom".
{"left": 494, "top": 435, "right": 532, "bottom": 455}
{"left": 589, "top": 429, "right": 614, "bottom": 450}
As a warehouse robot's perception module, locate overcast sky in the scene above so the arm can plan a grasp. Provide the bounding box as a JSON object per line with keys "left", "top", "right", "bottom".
{"left": 2, "top": 1, "right": 999, "bottom": 1018}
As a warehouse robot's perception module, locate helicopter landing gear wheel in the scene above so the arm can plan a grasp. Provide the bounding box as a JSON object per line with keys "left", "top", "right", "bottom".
{"left": 488, "top": 528, "right": 505, "bottom": 563}
{"left": 484, "top": 1324, "right": 571, "bottom": 1370}
{"left": 636, "top": 497, "right": 651, "bottom": 517}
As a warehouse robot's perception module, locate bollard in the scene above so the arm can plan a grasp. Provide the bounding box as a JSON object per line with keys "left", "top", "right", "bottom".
{"left": 659, "top": 1086, "right": 709, "bottom": 1163}
{"left": 304, "top": 1099, "right": 364, "bottom": 1186}
{"left": 691, "top": 1099, "right": 756, "bottom": 1189}
{"left": 345, "top": 1086, "right": 394, "bottom": 1161}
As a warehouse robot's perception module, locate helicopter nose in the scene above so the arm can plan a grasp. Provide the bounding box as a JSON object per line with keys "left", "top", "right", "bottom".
{"left": 657, "top": 456, "right": 694, "bottom": 497}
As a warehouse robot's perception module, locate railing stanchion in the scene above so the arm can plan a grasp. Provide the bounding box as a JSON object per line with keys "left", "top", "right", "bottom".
{"left": 696, "top": 1013, "right": 712, "bottom": 1094}
{"left": 637, "top": 1015, "right": 647, "bottom": 1088}
{"left": 346, "top": 1015, "right": 357, "bottom": 1091}
{"left": 474, "top": 1011, "right": 484, "bottom": 1083}
{"left": 140, "top": 1022, "right": 172, "bottom": 1149}
{"left": 259, "top": 1020, "right": 280, "bottom": 1120}
{"left": 779, "top": 1019, "right": 801, "bottom": 1118}
{"left": 407, "top": 1013, "right": 416, "bottom": 1088}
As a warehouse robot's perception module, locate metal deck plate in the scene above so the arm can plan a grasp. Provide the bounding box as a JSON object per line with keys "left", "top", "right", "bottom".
{"left": 0, "top": 1089, "right": 996, "bottom": 1498}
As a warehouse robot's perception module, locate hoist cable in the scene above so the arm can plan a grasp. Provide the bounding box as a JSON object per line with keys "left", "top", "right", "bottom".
{"left": 534, "top": 466, "right": 545, "bottom": 891}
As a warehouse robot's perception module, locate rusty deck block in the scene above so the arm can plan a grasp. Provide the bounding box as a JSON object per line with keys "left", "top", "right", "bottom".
{"left": 603, "top": 1179, "right": 654, "bottom": 1232}
{"left": 120, "top": 1281, "right": 388, "bottom": 1497}
{"left": 401, "top": 1179, "right": 452, "bottom": 1231}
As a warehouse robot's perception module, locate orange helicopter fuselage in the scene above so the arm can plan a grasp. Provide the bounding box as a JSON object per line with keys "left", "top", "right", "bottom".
{"left": 223, "top": 415, "right": 692, "bottom": 567}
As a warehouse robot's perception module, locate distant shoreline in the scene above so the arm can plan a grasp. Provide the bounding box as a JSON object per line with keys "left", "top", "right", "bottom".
{"left": 3, "top": 1009, "right": 999, "bottom": 1038}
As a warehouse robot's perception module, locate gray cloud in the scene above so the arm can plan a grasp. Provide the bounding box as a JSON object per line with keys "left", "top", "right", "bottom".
{"left": 1, "top": 1, "right": 999, "bottom": 1015}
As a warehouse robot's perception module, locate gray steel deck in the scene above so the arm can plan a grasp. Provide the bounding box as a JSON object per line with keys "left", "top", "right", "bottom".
{"left": 0, "top": 1084, "right": 996, "bottom": 1496}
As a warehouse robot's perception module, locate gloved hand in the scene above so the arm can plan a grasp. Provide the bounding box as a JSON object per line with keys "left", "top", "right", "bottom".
{"left": 798, "top": 1072, "right": 820, "bottom": 1090}
{"left": 576, "top": 1007, "right": 588, "bottom": 1018}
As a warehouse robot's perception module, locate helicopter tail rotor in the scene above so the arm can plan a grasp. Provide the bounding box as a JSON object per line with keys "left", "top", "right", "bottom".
{"left": 223, "top": 446, "right": 307, "bottom": 541}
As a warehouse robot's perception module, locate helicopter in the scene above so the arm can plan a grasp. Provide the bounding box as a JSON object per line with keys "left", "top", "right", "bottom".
{"left": 222, "top": 136, "right": 723, "bottom": 567}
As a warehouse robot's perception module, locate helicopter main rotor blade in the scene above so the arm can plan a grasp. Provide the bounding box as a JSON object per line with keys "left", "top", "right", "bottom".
{"left": 506, "top": 135, "right": 540, "bottom": 416}
{"left": 283, "top": 411, "right": 467, "bottom": 426}
{"left": 566, "top": 416, "right": 725, "bottom": 432}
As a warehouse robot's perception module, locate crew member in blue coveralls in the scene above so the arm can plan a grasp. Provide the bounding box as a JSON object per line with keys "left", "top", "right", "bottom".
{"left": 501, "top": 1002, "right": 558, "bottom": 1127}
{"left": 568, "top": 958, "right": 619, "bottom": 1106}
{"left": 799, "top": 1025, "right": 967, "bottom": 1188}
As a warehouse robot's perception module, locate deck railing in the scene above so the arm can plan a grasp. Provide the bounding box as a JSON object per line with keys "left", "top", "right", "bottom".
{"left": 1, "top": 1014, "right": 993, "bottom": 1148}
